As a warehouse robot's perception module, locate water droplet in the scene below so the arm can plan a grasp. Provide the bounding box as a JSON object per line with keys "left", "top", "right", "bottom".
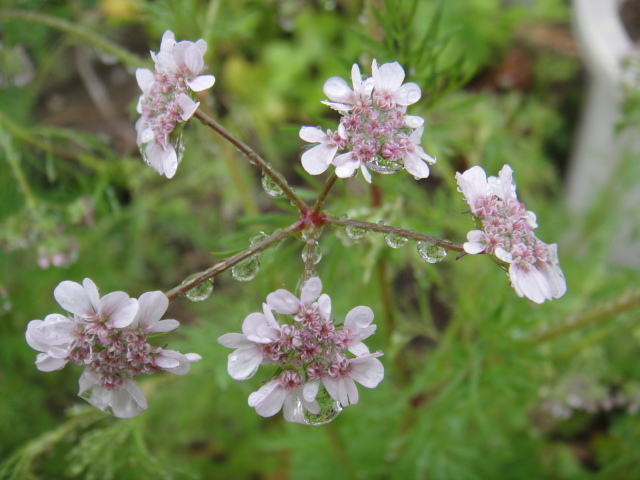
{"left": 301, "top": 241, "right": 322, "bottom": 265}
{"left": 345, "top": 224, "right": 366, "bottom": 240}
{"left": 417, "top": 241, "right": 447, "bottom": 263}
{"left": 384, "top": 232, "right": 408, "bottom": 248}
{"left": 367, "top": 155, "right": 404, "bottom": 174}
{"left": 231, "top": 256, "right": 260, "bottom": 281}
{"left": 302, "top": 387, "right": 342, "bottom": 425}
{"left": 182, "top": 274, "right": 214, "bottom": 301}
{"left": 261, "top": 171, "right": 284, "bottom": 197}
{"left": 250, "top": 231, "right": 268, "bottom": 246}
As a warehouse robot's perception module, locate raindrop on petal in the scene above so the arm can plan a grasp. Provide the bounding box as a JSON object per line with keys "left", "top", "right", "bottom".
{"left": 231, "top": 256, "right": 260, "bottom": 281}
{"left": 182, "top": 274, "right": 214, "bottom": 302}
{"left": 417, "top": 241, "right": 447, "bottom": 263}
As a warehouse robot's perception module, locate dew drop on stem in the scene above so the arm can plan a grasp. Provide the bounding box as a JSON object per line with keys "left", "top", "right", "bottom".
{"left": 417, "top": 241, "right": 447, "bottom": 263}
{"left": 231, "top": 256, "right": 260, "bottom": 281}
{"left": 182, "top": 274, "right": 214, "bottom": 302}
{"left": 384, "top": 232, "right": 408, "bottom": 248}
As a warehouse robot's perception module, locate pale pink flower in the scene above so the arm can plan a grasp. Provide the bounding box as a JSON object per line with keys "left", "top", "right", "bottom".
{"left": 26, "top": 280, "right": 201, "bottom": 418}
{"left": 371, "top": 59, "right": 421, "bottom": 108}
{"left": 248, "top": 370, "right": 320, "bottom": 423}
{"left": 217, "top": 304, "right": 281, "bottom": 380}
{"left": 456, "top": 165, "right": 567, "bottom": 303}
{"left": 321, "top": 352, "right": 384, "bottom": 407}
{"left": 266, "top": 276, "right": 331, "bottom": 320}
{"left": 220, "top": 277, "right": 384, "bottom": 423}
{"left": 135, "top": 30, "right": 215, "bottom": 178}
{"left": 322, "top": 63, "right": 374, "bottom": 113}
{"left": 53, "top": 278, "right": 137, "bottom": 327}
{"left": 300, "top": 59, "right": 434, "bottom": 182}
{"left": 299, "top": 124, "right": 348, "bottom": 175}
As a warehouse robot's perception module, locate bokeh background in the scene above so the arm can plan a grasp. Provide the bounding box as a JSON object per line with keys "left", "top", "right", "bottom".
{"left": 2, "top": 0, "right": 640, "bottom": 478}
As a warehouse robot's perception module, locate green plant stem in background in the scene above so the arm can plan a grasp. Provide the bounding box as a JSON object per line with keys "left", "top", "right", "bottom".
{"left": 165, "top": 221, "right": 301, "bottom": 300}
{"left": 1, "top": 127, "right": 37, "bottom": 213}
{"left": 326, "top": 215, "right": 465, "bottom": 253}
{"left": 0, "top": 10, "right": 145, "bottom": 69}
{"left": 530, "top": 287, "right": 640, "bottom": 344}
{"left": 193, "top": 110, "right": 307, "bottom": 212}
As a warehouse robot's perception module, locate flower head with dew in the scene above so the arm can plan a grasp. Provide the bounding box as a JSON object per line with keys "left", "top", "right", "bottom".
{"left": 135, "top": 30, "right": 215, "bottom": 178}
{"left": 300, "top": 59, "right": 434, "bottom": 183}
{"left": 25, "top": 279, "right": 201, "bottom": 418}
{"left": 456, "top": 165, "right": 567, "bottom": 303}
{"left": 218, "top": 277, "right": 384, "bottom": 424}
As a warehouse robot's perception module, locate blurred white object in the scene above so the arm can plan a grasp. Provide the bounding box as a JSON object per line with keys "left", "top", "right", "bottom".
{"left": 569, "top": 0, "right": 640, "bottom": 265}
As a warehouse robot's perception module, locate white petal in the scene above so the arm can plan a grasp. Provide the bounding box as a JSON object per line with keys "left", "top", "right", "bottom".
{"left": 187, "top": 74, "right": 215, "bottom": 92}
{"left": 135, "top": 68, "right": 154, "bottom": 94}
{"left": 156, "top": 350, "right": 191, "bottom": 375}
{"left": 100, "top": 294, "right": 138, "bottom": 329}
{"left": 317, "top": 294, "right": 331, "bottom": 321}
{"left": 248, "top": 381, "right": 287, "bottom": 417}
{"left": 349, "top": 354, "right": 384, "bottom": 388}
{"left": 299, "top": 126, "right": 327, "bottom": 143}
{"left": 333, "top": 153, "right": 358, "bottom": 178}
{"left": 300, "top": 277, "right": 322, "bottom": 306}
{"left": 266, "top": 290, "right": 301, "bottom": 315}
{"left": 360, "top": 164, "right": 372, "bottom": 183}
{"left": 227, "top": 347, "right": 263, "bottom": 380}
{"left": 374, "top": 61, "right": 405, "bottom": 92}
{"left": 404, "top": 115, "right": 424, "bottom": 128}
{"left": 135, "top": 291, "right": 168, "bottom": 331}
{"left": 217, "top": 332, "right": 253, "bottom": 348}
{"left": 177, "top": 93, "right": 199, "bottom": 121}
{"left": 394, "top": 82, "right": 421, "bottom": 105}
{"left": 54, "top": 280, "right": 95, "bottom": 318}
{"left": 403, "top": 153, "right": 430, "bottom": 179}
{"left": 35, "top": 353, "right": 68, "bottom": 372}
{"left": 463, "top": 241, "right": 487, "bottom": 255}
{"left": 323, "top": 76, "right": 353, "bottom": 103}
{"left": 301, "top": 144, "right": 337, "bottom": 175}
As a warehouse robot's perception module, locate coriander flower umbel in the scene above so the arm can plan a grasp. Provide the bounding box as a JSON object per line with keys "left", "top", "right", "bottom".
{"left": 456, "top": 165, "right": 567, "bottom": 304}
{"left": 300, "top": 59, "right": 434, "bottom": 183}
{"left": 25, "top": 279, "right": 201, "bottom": 418}
{"left": 135, "top": 30, "right": 215, "bottom": 178}
{"left": 218, "top": 277, "right": 383, "bottom": 424}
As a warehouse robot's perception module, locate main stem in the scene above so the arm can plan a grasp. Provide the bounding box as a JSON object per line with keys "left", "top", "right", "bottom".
{"left": 325, "top": 216, "right": 465, "bottom": 253}
{"left": 165, "top": 222, "right": 300, "bottom": 300}
{"left": 193, "top": 110, "right": 307, "bottom": 212}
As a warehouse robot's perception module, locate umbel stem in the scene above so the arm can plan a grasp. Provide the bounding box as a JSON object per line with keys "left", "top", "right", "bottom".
{"left": 193, "top": 110, "right": 307, "bottom": 211}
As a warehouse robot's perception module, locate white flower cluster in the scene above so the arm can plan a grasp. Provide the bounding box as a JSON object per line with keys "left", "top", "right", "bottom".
{"left": 300, "top": 60, "right": 435, "bottom": 183}
{"left": 26, "top": 278, "right": 200, "bottom": 417}
{"left": 135, "top": 30, "right": 215, "bottom": 178}
{"left": 218, "top": 278, "right": 384, "bottom": 424}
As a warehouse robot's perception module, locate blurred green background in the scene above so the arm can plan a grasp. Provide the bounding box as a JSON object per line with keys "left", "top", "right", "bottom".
{"left": 2, "top": 0, "right": 640, "bottom": 478}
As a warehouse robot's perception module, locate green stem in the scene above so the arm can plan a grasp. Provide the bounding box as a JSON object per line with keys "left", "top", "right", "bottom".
{"left": 0, "top": 10, "right": 144, "bottom": 68}
{"left": 325, "top": 216, "right": 465, "bottom": 253}
{"left": 193, "top": 110, "right": 307, "bottom": 212}
{"left": 312, "top": 172, "right": 338, "bottom": 214}
{"left": 529, "top": 286, "right": 640, "bottom": 344}
{"left": 165, "top": 222, "right": 300, "bottom": 300}
{"left": 0, "top": 128, "right": 38, "bottom": 212}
